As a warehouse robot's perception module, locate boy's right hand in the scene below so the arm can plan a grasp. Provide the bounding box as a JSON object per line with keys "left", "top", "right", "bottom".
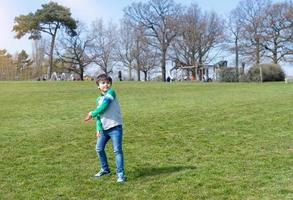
{"left": 84, "top": 113, "right": 92, "bottom": 122}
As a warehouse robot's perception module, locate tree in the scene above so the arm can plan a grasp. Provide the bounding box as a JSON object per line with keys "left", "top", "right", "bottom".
{"left": 90, "top": 19, "right": 117, "bottom": 75}
{"left": 57, "top": 23, "right": 94, "bottom": 80}
{"left": 116, "top": 18, "right": 136, "bottom": 80}
{"left": 140, "top": 47, "right": 159, "bottom": 81}
{"left": 124, "top": 0, "right": 182, "bottom": 81}
{"left": 172, "top": 4, "right": 223, "bottom": 79}
{"left": 14, "top": 50, "right": 33, "bottom": 80}
{"left": 227, "top": 8, "right": 243, "bottom": 77}
{"left": 171, "top": 4, "right": 201, "bottom": 75}
{"left": 235, "top": 0, "right": 270, "bottom": 65}
{"left": 262, "top": 1, "right": 293, "bottom": 64}
{"left": 32, "top": 39, "right": 47, "bottom": 78}
{"left": 13, "top": 1, "right": 77, "bottom": 78}
{"left": 132, "top": 23, "right": 147, "bottom": 81}
{"left": 132, "top": 23, "right": 159, "bottom": 81}
{"left": 0, "top": 49, "right": 12, "bottom": 60}
{"left": 0, "top": 49, "right": 15, "bottom": 80}
{"left": 15, "top": 50, "right": 33, "bottom": 70}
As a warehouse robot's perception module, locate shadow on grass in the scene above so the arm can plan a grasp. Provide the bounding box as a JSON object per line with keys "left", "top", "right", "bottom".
{"left": 132, "top": 165, "right": 197, "bottom": 178}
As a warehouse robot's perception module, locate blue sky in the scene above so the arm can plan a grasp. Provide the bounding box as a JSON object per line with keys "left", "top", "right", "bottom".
{"left": 0, "top": 0, "right": 240, "bottom": 54}
{"left": 1, "top": 0, "right": 291, "bottom": 75}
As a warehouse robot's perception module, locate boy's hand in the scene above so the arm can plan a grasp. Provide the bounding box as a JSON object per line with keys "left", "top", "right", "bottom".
{"left": 96, "top": 131, "right": 102, "bottom": 137}
{"left": 84, "top": 113, "right": 92, "bottom": 122}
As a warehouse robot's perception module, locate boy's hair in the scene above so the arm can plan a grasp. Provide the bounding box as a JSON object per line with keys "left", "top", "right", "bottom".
{"left": 96, "top": 74, "right": 112, "bottom": 85}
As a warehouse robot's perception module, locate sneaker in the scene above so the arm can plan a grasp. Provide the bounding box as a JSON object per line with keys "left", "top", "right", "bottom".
{"left": 117, "top": 172, "right": 125, "bottom": 183}
{"left": 94, "top": 169, "right": 111, "bottom": 177}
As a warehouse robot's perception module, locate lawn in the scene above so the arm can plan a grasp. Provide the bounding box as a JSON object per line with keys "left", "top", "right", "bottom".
{"left": 0, "top": 81, "right": 292, "bottom": 199}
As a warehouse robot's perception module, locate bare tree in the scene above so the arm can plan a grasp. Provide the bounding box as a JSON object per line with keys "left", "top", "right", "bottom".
{"left": 262, "top": 1, "right": 293, "bottom": 64}
{"left": 140, "top": 47, "right": 160, "bottom": 81}
{"left": 116, "top": 18, "right": 136, "bottom": 80}
{"left": 172, "top": 3, "right": 224, "bottom": 79}
{"left": 32, "top": 39, "right": 47, "bottom": 78}
{"left": 227, "top": 8, "right": 243, "bottom": 75}
{"left": 90, "top": 19, "right": 117, "bottom": 75}
{"left": 124, "top": 0, "right": 182, "bottom": 81}
{"left": 132, "top": 23, "right": 148, "bottom": 81}
{"left": 236, "top": 0, "right": 271, "bottom": 65}
{"left": 171, "top": 4, "right": 201, "bottom": 69}
{"left": 57, "top": 23, "right": 94, "bottom": 80}
{"left": 133, "top": 23, "right": 159, "bottom": 81}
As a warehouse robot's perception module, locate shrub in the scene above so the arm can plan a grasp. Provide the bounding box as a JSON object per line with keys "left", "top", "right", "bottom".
{"left": 248, "top": 64, "right": 285, "bottom": 82}
{"left": 238, "top": 74, "right": 250, "bottom": 82}
{"left": 218, "top": 68, "right": 239, "bottom": 82}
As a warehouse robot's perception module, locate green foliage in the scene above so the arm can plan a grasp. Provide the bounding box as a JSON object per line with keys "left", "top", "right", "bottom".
{"left": 35, "top": 2, "right": 77, "bottom": 36}
{"left": 13, "top": 13, "right": 40, "bottom": 39}
{"left": 0, "top": 49, "right": 12, "bottom": 58}
{"left": 248, "top": 64, "right": 285, "bottom": 82}
{"left": 1, "top": 82, "right": 292, "bottom": 199}
{"left": 15, "top": 50, "right": 33, "bottom": 70}
{"left": 0, "top": 49, "right": 16, "bottom": 80}
{"left": 13, "top": 1, "right": 77, "bottom": 78}
{"left": 13, "top": 2, "right": 77, "bottom": 39}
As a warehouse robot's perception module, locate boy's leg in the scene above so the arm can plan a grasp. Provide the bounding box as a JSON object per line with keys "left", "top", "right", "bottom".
{"left": 96, "top": 132, "right": 110, "bottom": 172}
{"left": 108, "top": 126, "right": 124, "bottom": 176}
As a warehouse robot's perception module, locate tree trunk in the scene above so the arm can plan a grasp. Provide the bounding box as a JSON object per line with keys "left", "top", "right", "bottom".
{"left": 161, "top": 48, "right": 167, "bottom": 82}
{"left": 144, "top": 71, "right": 147, "bottom": 81}
{"left": 259, "top": 65, "right": 263, "bottom": 83}
{"left": 48, "top": 27, "right": 58, "bottom": 79}
{"left": 191, "top": 57, "right": 196, "bottom": 79}
{"left": 198, "top": 46, "right": 203, "bottom": 81}
{"left": 256, "top": 38, "right": 260, "bottom": 65}
{"left": 235, "top": 38, "right": 239, "bottom": 81}
{"left": 137, "top": 64, "right": 140, "bottom": 81}
{"left": 80, "top": 66, "right": 84, "bottom": 81}
{"left": 273, "top": 38, "right": 278, "bottom": 64}
{"left": 128, "top": 63, "right": 132, "bottom": 80}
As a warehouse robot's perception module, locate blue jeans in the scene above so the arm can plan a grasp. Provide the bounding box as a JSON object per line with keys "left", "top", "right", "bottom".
{"left": 96, "top": 125, "right": 124, "bottom": 174}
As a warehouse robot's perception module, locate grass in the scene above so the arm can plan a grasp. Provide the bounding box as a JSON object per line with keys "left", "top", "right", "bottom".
{"left": 0, "top": 81, "right": 292, "bottom": 199}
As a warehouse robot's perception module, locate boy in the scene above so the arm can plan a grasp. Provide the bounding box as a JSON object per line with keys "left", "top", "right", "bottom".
{"left": 84, "top": 74, "right": 125, "bottom": 183}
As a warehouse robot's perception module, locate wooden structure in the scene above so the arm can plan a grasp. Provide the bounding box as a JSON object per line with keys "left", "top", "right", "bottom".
{"left": 169, "top": 59, "right": 227, "bottom": 81}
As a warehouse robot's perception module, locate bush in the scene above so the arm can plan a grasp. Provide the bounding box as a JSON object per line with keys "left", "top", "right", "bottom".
{"left": 248, "top": 64, "right": 285, "bottom": 82}
{"left": 218, "top": 68, "right": 239, "bottom": 82}
{"left": 239, "top": 74, "right": 250, "bottom": 82}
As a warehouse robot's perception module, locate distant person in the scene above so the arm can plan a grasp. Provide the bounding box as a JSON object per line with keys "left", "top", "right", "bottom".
{"left": 166, "top": 76, "right": 171, "bottom": 82}
{"left": 84, "top": 74, "right": 125, "bottom": 183}
{"left": 118, "top": 71, "right": 122, "bottom": 81}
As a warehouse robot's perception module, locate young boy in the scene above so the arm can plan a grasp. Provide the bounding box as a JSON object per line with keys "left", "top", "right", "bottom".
{"left": 84, "top": 74, "right": 125, "bottom": 183}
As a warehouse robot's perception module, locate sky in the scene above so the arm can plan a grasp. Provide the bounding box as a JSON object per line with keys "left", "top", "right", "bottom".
{"left": 0, "top": 0, "right": 292, "bottom": 75}
{"left": 0, "top": 0, "right": 240, "bottom": 54}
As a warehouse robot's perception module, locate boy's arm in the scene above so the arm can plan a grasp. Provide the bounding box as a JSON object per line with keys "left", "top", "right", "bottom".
{"left": 90, "top": 89, "right": 116, "bottom": 118}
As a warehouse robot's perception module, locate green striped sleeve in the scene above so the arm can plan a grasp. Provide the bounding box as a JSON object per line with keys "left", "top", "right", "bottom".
{"left": 90, "top": 88, "right": 116, "bottom": 118}
{"left": 96, "top": 115, "right": 103, "bottom": 131}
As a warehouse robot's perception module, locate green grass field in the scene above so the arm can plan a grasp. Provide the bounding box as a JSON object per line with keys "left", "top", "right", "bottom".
{"left": 0, "top": 81, "right": 292, "bottom": 199}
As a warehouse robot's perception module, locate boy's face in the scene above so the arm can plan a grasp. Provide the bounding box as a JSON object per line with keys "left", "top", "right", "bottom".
{"left": 98, "top": 80, "right": 111, "bottom": 92}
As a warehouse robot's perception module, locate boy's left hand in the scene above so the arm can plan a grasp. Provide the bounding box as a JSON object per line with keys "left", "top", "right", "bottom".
{"left": 96, "top": 131, "right": 102, "bottom": 137}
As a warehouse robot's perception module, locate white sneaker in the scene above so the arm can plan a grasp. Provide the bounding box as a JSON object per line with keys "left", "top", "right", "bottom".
{"left": 117, "top": 172, "right": 125, "bottom": 183}
{"left": 94, "top": 169, "right": 110, "bottom": 177}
